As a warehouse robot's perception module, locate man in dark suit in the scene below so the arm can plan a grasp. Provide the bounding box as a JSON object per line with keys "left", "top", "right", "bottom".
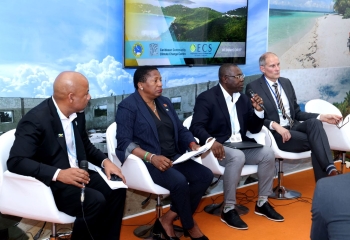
{"left": 311, "top": 174, "right": 350, "bottom": 239}
{"left": 190, "top": 63, "right": 284, "bottom": 230}
{"left": 246, "top": 52, "right": 342, "bottom": 181}
{"left": 7, "top": 71, "right": 126, "bottom": 240}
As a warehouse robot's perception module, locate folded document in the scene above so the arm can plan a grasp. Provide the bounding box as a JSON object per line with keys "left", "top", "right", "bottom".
{"left": 173, "top": 139, "right": 215, "bottom": 165}
{"left": 94, "top": 166, "right": 128, "bottom": 189}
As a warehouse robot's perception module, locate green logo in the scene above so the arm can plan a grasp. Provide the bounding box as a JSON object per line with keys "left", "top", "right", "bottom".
{"left": 190, "top": 44, "right": 196, "bottom": 53}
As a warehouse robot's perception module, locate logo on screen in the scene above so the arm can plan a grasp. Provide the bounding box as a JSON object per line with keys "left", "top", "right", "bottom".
{"left": 149, "top": 43, "right": 159, "bottom": 56}
{"left": 132, "top": 43, "right": 144, "bottom": 57}
{"left": 190, "top": 44, "right": 196, "bottom": 53}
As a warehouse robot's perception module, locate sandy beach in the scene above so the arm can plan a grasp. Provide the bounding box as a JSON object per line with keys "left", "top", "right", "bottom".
{"left": 279, "top": 14, "right": 350, "bottom": 69}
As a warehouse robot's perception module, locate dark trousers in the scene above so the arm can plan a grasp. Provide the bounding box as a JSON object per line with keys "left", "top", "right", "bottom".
{"left": 145, "top": 160, "right": 213, "bottom": 230}
{"left": 272, "top": 118, "right": 333, "bottom": 181}
{"left": 52, "top": 170, "right": 126, "bottom": 240}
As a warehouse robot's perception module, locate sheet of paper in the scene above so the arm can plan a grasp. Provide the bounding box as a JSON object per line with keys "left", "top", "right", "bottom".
{"left": 173, "top": 138, "right": 215, "bottom": 165}
{"left": 94, "top": 166, "right": 128, "bottom": 189}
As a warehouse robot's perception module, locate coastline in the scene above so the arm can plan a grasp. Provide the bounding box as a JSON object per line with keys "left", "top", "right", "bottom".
{"left": 276, "top": 14, "right": 350, "bottom": 69}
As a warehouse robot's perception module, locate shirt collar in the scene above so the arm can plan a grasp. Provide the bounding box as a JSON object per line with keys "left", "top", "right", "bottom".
{"left": 219, "top": 83, "right": 240, "bottom": 103}
{"left": 52, "top": 96, "right": 77, "bottom": 122}
{"left": 264, "top": 76, "right": 280, "bottom": 87}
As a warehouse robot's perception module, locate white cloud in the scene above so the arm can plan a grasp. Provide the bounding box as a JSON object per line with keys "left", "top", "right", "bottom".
{"left": 75, "top": 55, "right": 133, "bottom": 98}
{"left": 0, "top": 65, "right": 53, "bottom": 97}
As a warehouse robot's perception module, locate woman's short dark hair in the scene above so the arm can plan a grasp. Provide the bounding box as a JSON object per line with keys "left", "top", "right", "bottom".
{"left": 133, "top": 66, "right": 159, "bottom": 89}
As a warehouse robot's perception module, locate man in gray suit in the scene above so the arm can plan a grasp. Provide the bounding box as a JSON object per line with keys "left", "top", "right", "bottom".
{"left": 246, "top": 52, "right": 342, "bottom": 181}
{"left": 311, "top": 174, "right": 350, "bottom": 239}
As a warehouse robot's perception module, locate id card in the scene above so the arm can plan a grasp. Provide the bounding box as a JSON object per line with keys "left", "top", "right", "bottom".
{"left": 230, "top": 133, "right": 242, "bottom": 143}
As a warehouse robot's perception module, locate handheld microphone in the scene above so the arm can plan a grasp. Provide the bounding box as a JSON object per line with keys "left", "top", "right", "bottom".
{"left": 80, "top": 160, "right": 89, "bottom": 203}
{"left": 247, "top": 89, "right": 266, "bottom": 111}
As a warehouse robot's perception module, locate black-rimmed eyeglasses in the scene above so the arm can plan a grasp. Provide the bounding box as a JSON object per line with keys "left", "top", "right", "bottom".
{"left": 226, "top": 74, "right": 245, "bottom": 80}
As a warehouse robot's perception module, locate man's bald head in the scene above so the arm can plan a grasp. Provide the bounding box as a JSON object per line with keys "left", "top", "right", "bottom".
{"left": 53, "top": 71, "right": 90, "bottom": 117}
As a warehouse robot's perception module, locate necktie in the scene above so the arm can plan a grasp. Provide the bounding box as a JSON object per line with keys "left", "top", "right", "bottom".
{"left": 272, "top": 83, "right": 294, "bottom": 128}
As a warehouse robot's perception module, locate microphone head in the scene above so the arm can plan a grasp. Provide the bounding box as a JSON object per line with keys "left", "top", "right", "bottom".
{"left": 80, "top": 160, "right": 89, "bottom": 171}
{"left": 248, "top": 89, "right": 254, "bottom": 96}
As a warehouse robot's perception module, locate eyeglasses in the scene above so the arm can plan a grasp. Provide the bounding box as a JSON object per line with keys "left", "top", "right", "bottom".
{"left": 336, "top": 117, "right": 349, "bottom": 129}
{"left": 225, "top": 74, "right": 245, "bottom": 80}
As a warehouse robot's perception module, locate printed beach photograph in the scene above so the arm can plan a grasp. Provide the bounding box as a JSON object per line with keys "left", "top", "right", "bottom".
{"left": 268, "top": 0, "right": 350, "bottom": 69}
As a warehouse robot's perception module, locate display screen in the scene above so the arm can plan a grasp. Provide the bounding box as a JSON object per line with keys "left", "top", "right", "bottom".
{"left": 124, "top": 0, "right": 248, "bottom": 67}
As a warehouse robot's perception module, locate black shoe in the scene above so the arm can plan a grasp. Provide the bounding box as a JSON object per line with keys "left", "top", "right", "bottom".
{"left": 152, "top": 219, "right": 180, "bottom": 240}
{"left": 220, "top": 209, "right": 248, "bottom": 230}
{"left": 184, "top": 230, "right": 209, "bottom": 240}
{"left": 254, "top": 201, "right": 284, "bottom": 222}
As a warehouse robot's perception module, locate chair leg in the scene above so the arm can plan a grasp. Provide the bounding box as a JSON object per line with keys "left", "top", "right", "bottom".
{"left": 269, "top": 158, "right": 301, "bottom": 200}
{"left": 341, "top": 152, "right": 346, "bottom": 174}
{"left": 133, "top": 195, "right": 163, "bottom": 238}
{"left": 49, "top": 223, "right": 58, "bottom": 240}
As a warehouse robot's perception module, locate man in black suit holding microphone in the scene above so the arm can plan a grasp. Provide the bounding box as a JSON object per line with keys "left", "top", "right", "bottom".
{"left": 7, "top": 71, "right": 126, "bottom": 240}
{"left": 190, "top": 63, "right": 284, "bottom": 230}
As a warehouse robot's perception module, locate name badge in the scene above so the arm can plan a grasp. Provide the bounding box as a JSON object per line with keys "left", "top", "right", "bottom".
{"left": 230, "top": 133, "right": 242, "bottom": 143}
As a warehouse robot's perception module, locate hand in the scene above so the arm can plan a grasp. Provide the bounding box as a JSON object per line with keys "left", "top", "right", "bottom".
{"left": 211, "top": 140, "right": 225, "bottom": 160}
{"left": 190, "top": 143, "right": 201, "bottom": 151}
{"left": 319, "top": 114, "right": 342, "bottom": 125}
{"left": 250, "top": 93, "right": 264, "bottom": 111}
{"left": 56, "top": 168, "right": 90, "bottom": 188}
{"left": 151, "top": 155, "right": 173, "bottom": 172}
{"left": 274, "top": 124, "right": 291, "bottom": 143}
{"left": 103, "top": 159, "right": 126, "bottom": 184}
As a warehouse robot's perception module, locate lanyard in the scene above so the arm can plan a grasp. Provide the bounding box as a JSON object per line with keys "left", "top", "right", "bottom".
{"left": 265, "top": 79, "right": 283, "bottom": 109}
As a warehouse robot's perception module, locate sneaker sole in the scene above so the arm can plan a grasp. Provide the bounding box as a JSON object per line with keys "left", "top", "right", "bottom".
{"left": 220, "top": 218, "right": 248, "bottom": 230}
{"left": 254, "top": 211, "right": 285, "bottom": 222}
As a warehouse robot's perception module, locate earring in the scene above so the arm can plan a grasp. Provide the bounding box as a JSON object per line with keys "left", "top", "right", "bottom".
{"left": 140, "top": 87, "right": 144, "bottom": 90}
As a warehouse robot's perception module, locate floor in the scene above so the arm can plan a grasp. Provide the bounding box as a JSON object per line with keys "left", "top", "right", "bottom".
{"left": 0, "top": 156, "right": 318, "bottom": 240}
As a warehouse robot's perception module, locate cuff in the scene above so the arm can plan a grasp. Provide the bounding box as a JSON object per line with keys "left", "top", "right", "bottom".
{"left": 254, "top": 109, "right": 264, "bottom": 118}
{"left": 53, "top": 169, "right": 61, "bottom": 181}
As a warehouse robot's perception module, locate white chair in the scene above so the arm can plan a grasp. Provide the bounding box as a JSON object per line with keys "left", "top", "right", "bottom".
{"left": 0, "top": 129, "right": 75, "bottom": 240}
{"left": 305, "top": 99, "right": 350, "bottom": 173}
{"left": 260, "top": 126, "right": 311, "bottom": 199}
{"left": 105, "top": 122, "right": 122, "bottom": 168}
{"left": 183, "top": 116, "right": 259, "bottom": 214}
{"left": 106, "top": 122, "right": 171, "bottom": 238}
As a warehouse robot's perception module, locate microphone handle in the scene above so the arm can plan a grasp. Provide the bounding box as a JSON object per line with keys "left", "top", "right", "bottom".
{"left": 81, "top": 183, "right": 85, "bottom": 203}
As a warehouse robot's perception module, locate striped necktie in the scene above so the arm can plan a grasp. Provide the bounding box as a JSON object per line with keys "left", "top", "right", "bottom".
{"left": 272, "top": 83, "right": 294, "bottom": 128}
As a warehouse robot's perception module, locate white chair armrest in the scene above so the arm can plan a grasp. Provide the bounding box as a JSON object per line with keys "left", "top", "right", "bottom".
{"left": 121, "top": 154, "right": 169, "bottom": 195}
{"left": 246, "top": 131, "right": 266, "bottom": 145}
{"left": 0, "top": 171, "right": 75, "bottom": 223}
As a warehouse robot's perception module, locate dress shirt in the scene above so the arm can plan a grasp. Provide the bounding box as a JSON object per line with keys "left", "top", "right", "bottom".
{"left": 205, "top": 84, "right": 264, "bottom": 143}
{"left": 265, "top": 77, "right": 320, "bottom": 130}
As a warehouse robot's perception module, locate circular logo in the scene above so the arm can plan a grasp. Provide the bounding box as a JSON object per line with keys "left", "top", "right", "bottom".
{"left": 190, "top": 44, "right": 196, "bottom": 53}
{"left": 132, "top": 43, "right": 144, "bottom": 57}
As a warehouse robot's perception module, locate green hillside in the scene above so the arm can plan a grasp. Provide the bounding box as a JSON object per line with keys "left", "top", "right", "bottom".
{"left": 126, "top": 3, "right": 247, "bottom": 42}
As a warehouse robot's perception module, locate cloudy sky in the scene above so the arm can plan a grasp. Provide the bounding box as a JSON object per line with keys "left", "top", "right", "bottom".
{"left": 0, "top": 0, "right": 268, "bottom": 98}
{"left": 0, "top": 0, "right": 345, "bottom": 102}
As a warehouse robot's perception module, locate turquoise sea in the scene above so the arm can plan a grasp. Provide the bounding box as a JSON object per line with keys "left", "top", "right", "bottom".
{"left": 268, "top": 9, "right": 326, "bottom": 56}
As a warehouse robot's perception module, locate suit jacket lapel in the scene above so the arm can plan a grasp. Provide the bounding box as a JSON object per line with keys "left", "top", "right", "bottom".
{"left": 134, "top": 91, "right": 159, "bottom": 142}
{"left": 157, "top": 97, "right": 179, "bottom": 141}
{"left": 278, "top": 78, "right": 295, "bottom": 118}
{"left": 72, "top": 119, "right": 87, "bottom": 164}
{"left": 214, "top": 85, "right": 231, "bottom": 133}
{"left": 48, "top": 98, "right": 67, "bottom": 154}
{"left": 259, "top": 76, "right": 278, "bottom": 112}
